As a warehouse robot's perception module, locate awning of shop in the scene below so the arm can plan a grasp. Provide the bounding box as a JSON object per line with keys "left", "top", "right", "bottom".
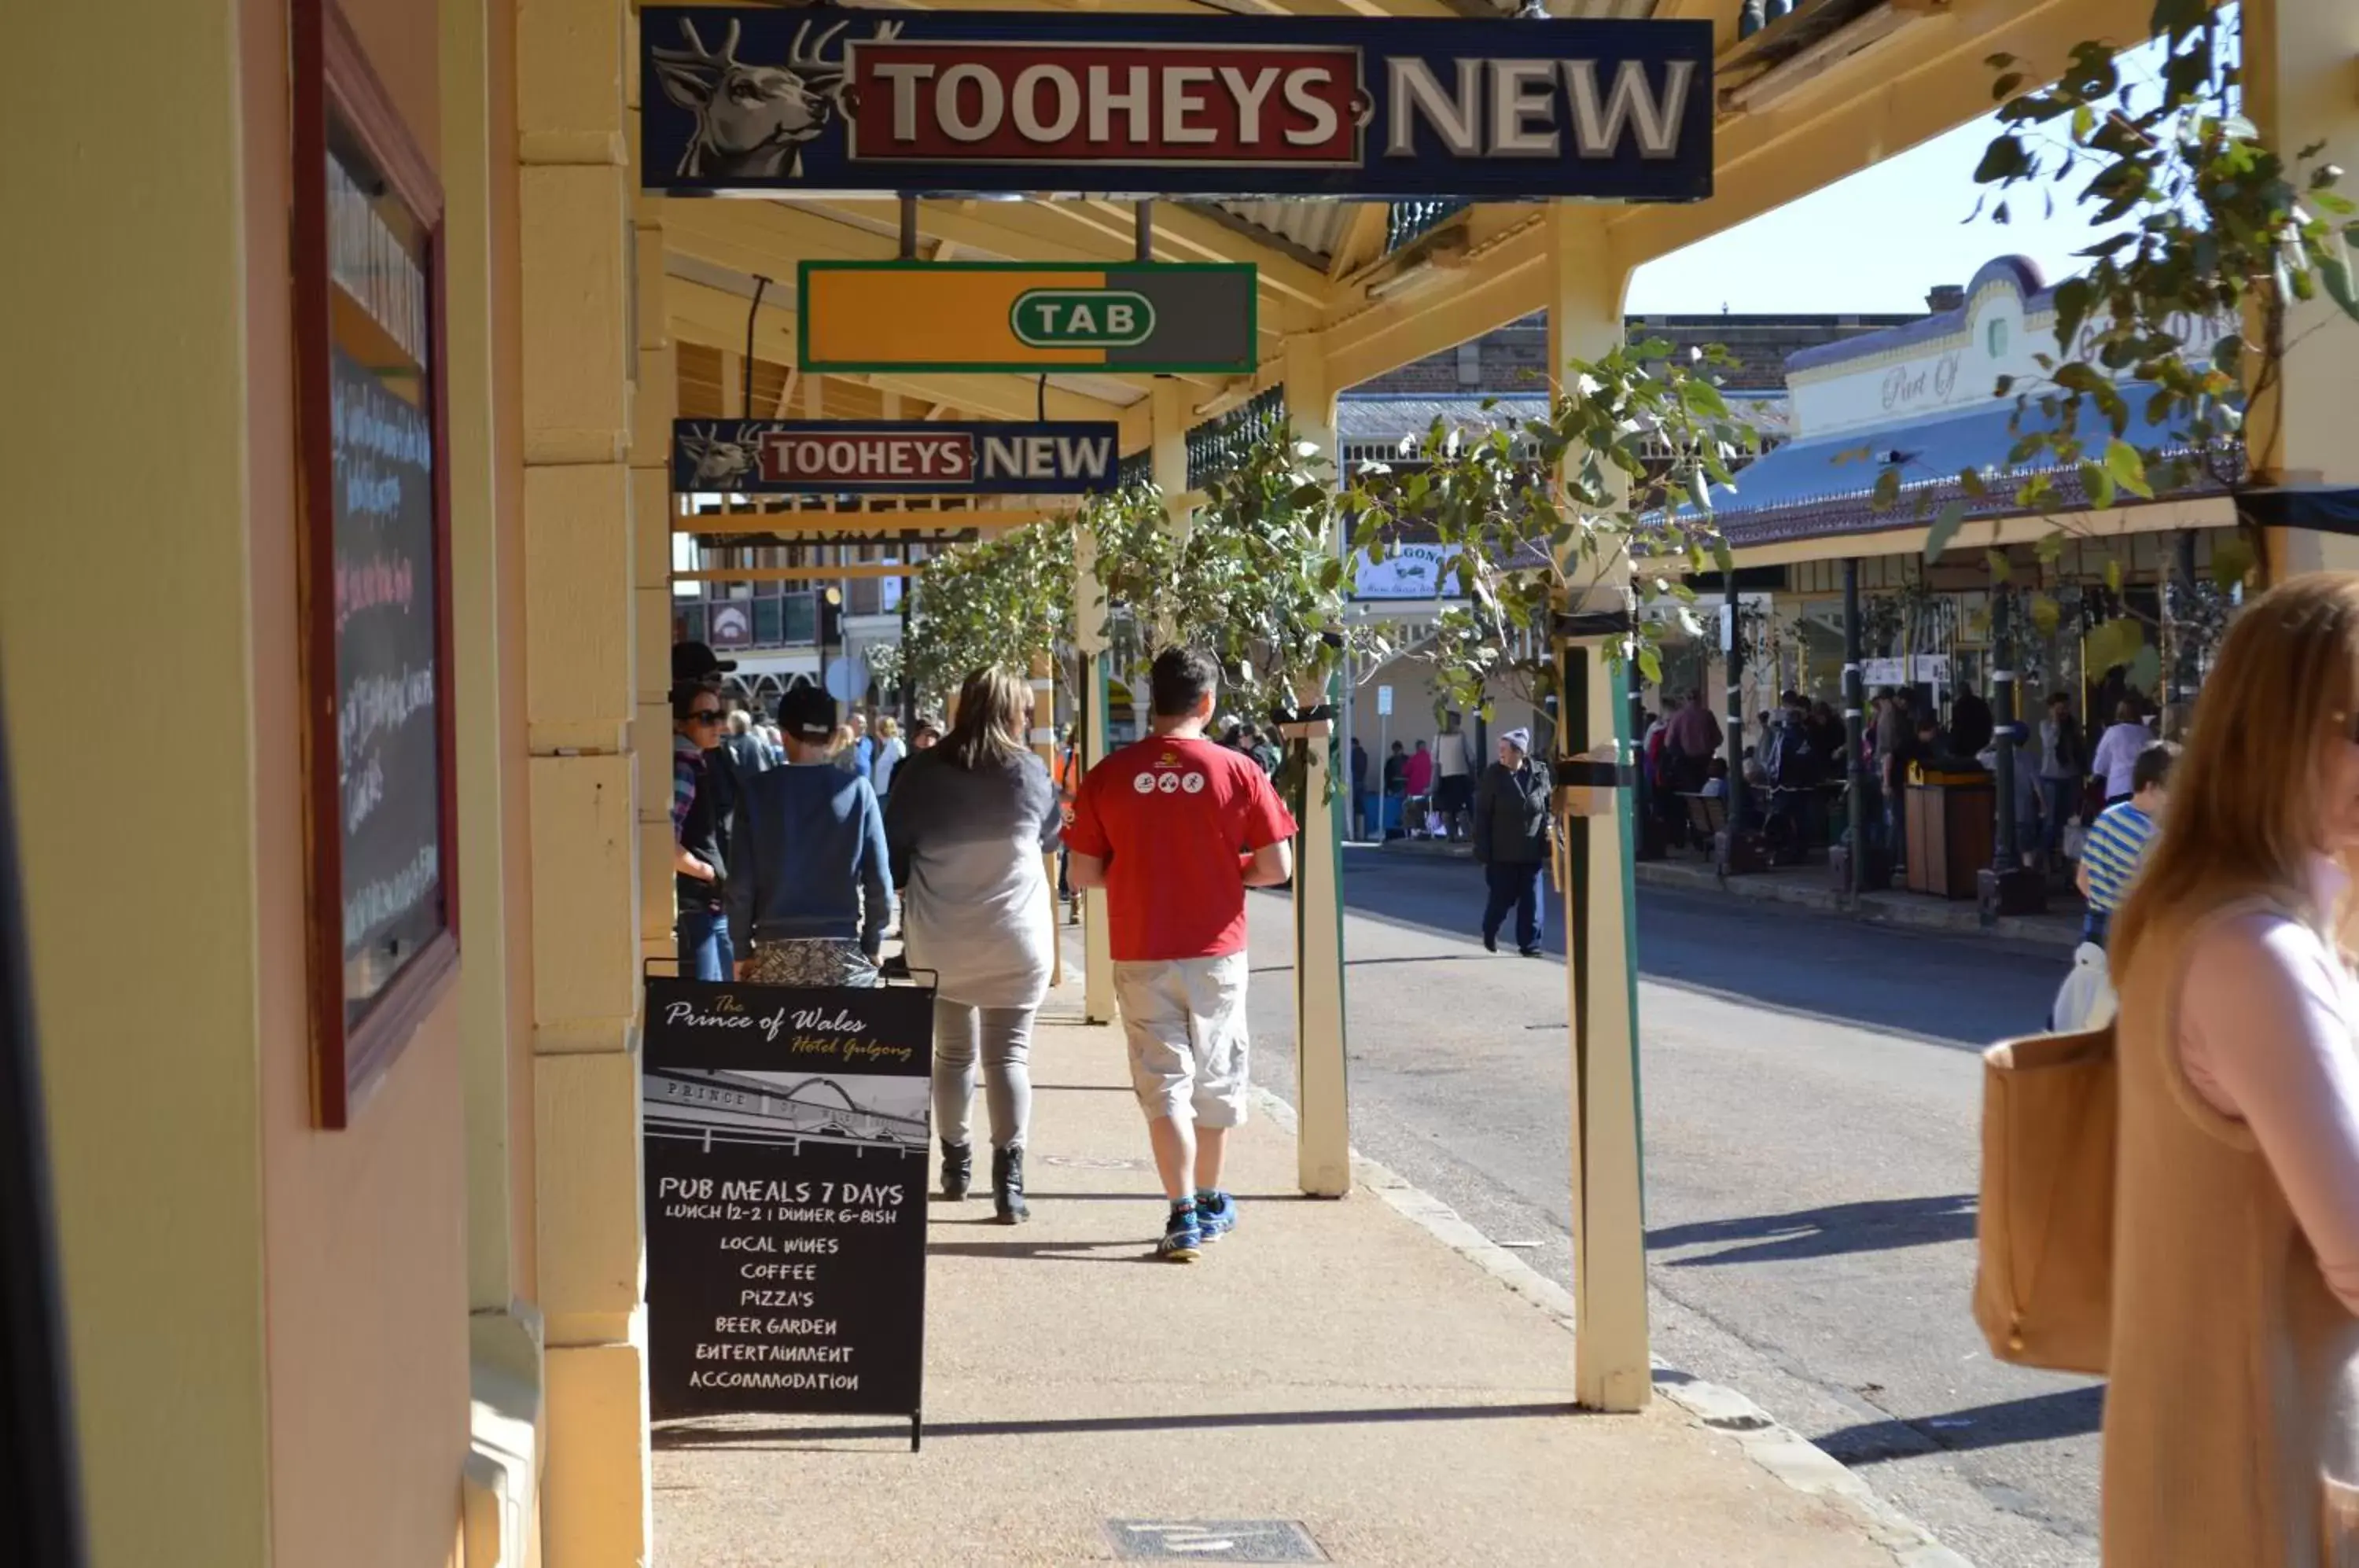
{"left": 1705, "top": 382, "right": 2228, "bottom": 548}
{"left": 2239, "top": 484, "right": 2359, "bottom": 536}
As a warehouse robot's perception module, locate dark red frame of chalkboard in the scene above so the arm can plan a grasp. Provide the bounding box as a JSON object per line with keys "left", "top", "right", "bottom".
{"left": 292, "top": 0, "right": 460, "bottom": 1128}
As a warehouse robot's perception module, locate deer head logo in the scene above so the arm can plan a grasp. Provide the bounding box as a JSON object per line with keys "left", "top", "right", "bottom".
{"left": 678, "top": 423, "right": 759, "bottom": 491}
{"left": 650, "top": 15, "right": 900, "bottom": 182}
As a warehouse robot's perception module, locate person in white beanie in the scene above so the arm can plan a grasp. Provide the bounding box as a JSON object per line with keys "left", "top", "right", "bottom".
{"left": 1473, "top": 727, "right": 1552, "bottom": 957}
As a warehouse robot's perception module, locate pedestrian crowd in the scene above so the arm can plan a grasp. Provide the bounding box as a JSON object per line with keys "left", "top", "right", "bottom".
{"left": 667, "top": 639, "right": 1296, "bottom": 1262}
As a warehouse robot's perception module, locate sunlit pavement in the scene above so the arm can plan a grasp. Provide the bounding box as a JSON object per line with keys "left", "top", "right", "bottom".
{"left": 650, "top": 947, "right": 1900, "bottom": 1568}
{"left": 1247, "top": 846, "right": 2098, "bottom": 1568}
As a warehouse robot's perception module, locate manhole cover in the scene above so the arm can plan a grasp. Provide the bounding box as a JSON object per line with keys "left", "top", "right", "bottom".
{"left": 1038, "top": 1154, "right": 1146, "bottom": 1171}
{"left": 1106, "top": 1521, "right": 1325, "bottom": 1562}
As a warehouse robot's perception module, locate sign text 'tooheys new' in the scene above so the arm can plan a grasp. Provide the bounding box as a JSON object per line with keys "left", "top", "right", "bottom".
{"left": 673, "top": 419, "right": 1124, "bottom": 495}
{"left": 639, "top": 8, "right": 1712, "bottom": 201}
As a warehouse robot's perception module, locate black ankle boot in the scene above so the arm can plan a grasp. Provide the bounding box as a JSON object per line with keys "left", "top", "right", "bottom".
{"left": 992, "top": 1146, "right": 1029, "bottom": 1224}
{"left": 940, "top": 1141, "right": 972, "bottom": 1202}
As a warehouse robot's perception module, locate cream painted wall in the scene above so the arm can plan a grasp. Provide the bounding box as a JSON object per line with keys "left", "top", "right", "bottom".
{"left": 1787, "top": 260, "right": 2231, "bottom": 441}
{"left": 0, "top": 5, "right": 274, "bottom": 1566}
{"left": 241, "top": 0, "right": 476, "bottom": 1563}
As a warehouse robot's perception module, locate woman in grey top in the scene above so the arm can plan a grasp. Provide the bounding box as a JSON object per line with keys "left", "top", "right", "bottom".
{"left": 883, "top": 666, "right": 1062, "bottom": 1223}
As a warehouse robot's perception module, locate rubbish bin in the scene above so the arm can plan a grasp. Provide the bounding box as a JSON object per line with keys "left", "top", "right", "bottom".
{"left": 1904, "top": 775, "right": 1996, "bottom": 899}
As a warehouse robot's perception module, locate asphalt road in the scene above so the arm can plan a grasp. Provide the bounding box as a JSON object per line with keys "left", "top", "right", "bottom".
{"left": 1242, "top": 846, "right": 2096, "bottom": 1568}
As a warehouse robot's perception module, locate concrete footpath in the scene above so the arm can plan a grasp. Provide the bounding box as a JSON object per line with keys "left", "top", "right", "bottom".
{"left": 650, "top": 965, "right": 1953, "bottom": 1566}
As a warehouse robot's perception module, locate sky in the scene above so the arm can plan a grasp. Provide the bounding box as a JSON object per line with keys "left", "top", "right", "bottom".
{"left": 1624, "top": 110, "right": 2117, "bottom": 316}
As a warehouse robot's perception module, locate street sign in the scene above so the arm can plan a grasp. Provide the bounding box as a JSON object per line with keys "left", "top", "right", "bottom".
{"left": 1376, "top": 685, "right": 1393, "bottom": 716}
{"left": 800, "top": 262, "right": 1254, "bottom": 374}
{"left": 639, "top": 8, "right": 1711, "bottom": 201}
{"left": 674, "top": 418, "right": 1122, "bottom": 495}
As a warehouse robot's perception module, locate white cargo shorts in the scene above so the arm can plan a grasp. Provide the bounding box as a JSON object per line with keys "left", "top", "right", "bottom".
{"left": 1111, "top": 951, "right": 1252, "bottom": 1129}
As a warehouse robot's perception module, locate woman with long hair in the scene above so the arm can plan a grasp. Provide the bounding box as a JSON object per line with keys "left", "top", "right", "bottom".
{"left": 2102, "top": 573, "right": 2359, "bottom": 1562}
{"left": 881, "top": 666, "right": 1062, "bottom": 1223}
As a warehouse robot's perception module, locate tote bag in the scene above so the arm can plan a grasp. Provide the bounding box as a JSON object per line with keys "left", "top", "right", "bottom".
{"left": 1973, "top": 1021, "right": 2115, "bottom": 1375}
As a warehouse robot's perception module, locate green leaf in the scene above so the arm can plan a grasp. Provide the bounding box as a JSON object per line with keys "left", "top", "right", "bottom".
{"left": 1872, "top": 466, "right": 1903, "bottom": 511}
{"left": 2080, "top": 460, "right": 2118, "bottom": 510}
{"left": 2104, "top": 438, "right": 2155, "bottom": 499}
{"left": 2104, "top": 556, "right": 2124, "bottom": 594}
{"left": 1985, "top": 547, "right": 2013, "bottom": 585}
{"left": 2211, "top": 532, "right": 2256, "bottom": 590}
{"left": 2029, "top": 591, "right": 2063, "bottom": 636}
{"left": 1924, "top": 499, "right": 1968, "bottom": 562}
{"left": 1687, "top": 465, "right": 1713, "bottom": 515}
{"left": 1974, "top": 135, "right": 2029, "bottom": 184}
{"left": 2323, "top": 252, "right": 2359, "bottom": 323}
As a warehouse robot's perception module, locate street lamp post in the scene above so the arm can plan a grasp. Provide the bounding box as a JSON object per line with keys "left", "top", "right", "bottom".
{"left": 1978, "top": 579, "right": 2046, "bottom": 921}
{"left": 820, "top": 583, "right": 843, "bottom": 713}
{"left": 1842, "top": 558, "right": 1872, "bottom": 898}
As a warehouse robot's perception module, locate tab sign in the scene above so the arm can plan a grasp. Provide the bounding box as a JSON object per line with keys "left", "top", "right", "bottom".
{"left": 1010, "top": 290, "right": 1157, "bottom": 348}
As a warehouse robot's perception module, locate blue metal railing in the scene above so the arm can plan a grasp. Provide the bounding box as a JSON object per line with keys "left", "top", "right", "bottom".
{"left": 1185, "top": 386, "right": 1288, "bottom": 490}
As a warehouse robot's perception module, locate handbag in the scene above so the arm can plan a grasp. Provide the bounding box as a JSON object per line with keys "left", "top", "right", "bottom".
{"left": 1972, "top": 1021, "right": 2116, "bottom": 1375}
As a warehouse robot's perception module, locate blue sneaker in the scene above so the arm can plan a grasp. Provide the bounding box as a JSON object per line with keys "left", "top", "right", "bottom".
{"left": 1194, "top": 1189, "right": 1238, "bottom": 1243}
{"left": 1158, "top": 1202, "right": 1202, "bottom": 1262}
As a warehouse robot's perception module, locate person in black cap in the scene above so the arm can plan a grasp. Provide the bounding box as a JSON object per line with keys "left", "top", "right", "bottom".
{"left": 727, "top": 683, "right": 893, "bottom": 987}
{"left": 672, "top": 639, "right": 736, "bottom": 686}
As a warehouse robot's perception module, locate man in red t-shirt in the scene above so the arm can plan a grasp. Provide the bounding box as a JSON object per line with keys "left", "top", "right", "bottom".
{"left": 1066, "top": 646, "right": 1297, "bottom": 1261}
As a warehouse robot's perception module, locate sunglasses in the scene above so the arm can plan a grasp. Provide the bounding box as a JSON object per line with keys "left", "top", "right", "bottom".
{"left": 689, "top": 709, "right": 724, "bottom": 725}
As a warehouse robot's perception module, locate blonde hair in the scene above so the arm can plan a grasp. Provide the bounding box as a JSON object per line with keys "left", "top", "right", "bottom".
{"left": 877, "top": 716, "right": 900, "bottom": 740}
{"left": 943, "top": 666, "right": 1032, "bottom": 772}
{"left": 2112, "top": 572, "right": 2359, "bottom": 972}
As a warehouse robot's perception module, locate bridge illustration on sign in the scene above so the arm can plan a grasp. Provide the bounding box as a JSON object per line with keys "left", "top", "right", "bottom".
{"left": 644, "top": 1066, "right": 928, "bottom": 1156}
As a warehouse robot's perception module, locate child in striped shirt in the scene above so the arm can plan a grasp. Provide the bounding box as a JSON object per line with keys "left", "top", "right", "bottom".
{"left": 2077, "top": 738, "right": 2180, "bottom": 948}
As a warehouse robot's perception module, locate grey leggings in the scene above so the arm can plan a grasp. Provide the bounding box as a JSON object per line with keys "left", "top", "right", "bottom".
{"left": 932, "top": 999, "right": 1035, "bottom": 1150}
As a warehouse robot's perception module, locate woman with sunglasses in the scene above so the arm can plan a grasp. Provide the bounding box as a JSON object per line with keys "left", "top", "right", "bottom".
{"left": 670, "top": 680, "right": 733, "bottom": 981}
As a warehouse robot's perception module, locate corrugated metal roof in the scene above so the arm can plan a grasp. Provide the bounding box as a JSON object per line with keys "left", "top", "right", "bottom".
{"left": 1193, "top": 201, "right": 1356, "bottom": 267}
{"left": 1337, "top": 392, "right": 1791, "bottom": 445}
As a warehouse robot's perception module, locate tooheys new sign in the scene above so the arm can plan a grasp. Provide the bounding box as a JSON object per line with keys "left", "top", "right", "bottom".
{"left": 674, "top": 419, "right": 1121, "bottom": 495}
{"left": 639, "top": 7, "right": 1712, "bottom": 201}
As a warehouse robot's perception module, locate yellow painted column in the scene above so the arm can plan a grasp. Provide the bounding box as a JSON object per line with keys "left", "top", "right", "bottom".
{"left": 442, "top": 32, "right": 546, "bottom": 1567}
{"left": 1074, "top": 526, "right": 1117, "bottom": 1021}
{"left": 1546, "top": 204, "right": 1651, "bottom": 1412}
{"left": 518, "top": 2, "right": 650, "bottom": 1560}
{"left": 1285, "top": 338, "right": 1352, "bottom": 1198}
{"left": 1029, "top": 654, "right": 1064, "bottom": 987}
{"left": 1152, "top": 378, "right": 1191, "bottom": 538}
{"left": 1, "top": 11, "right": 271, "bottom": 1567}
{"left": 443, "top": 0, "right": 533, "bottom": 1358}
{"left": 633, "top": 222, "right": 681, "bottom": 977}
{"left": 2247, "top": 0, "right": 2359, "bottom": 576}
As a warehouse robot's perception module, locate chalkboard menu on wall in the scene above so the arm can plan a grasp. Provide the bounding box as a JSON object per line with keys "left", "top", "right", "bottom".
{"left": 295, "top": 2, "right": 458, "bottom": 1127}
